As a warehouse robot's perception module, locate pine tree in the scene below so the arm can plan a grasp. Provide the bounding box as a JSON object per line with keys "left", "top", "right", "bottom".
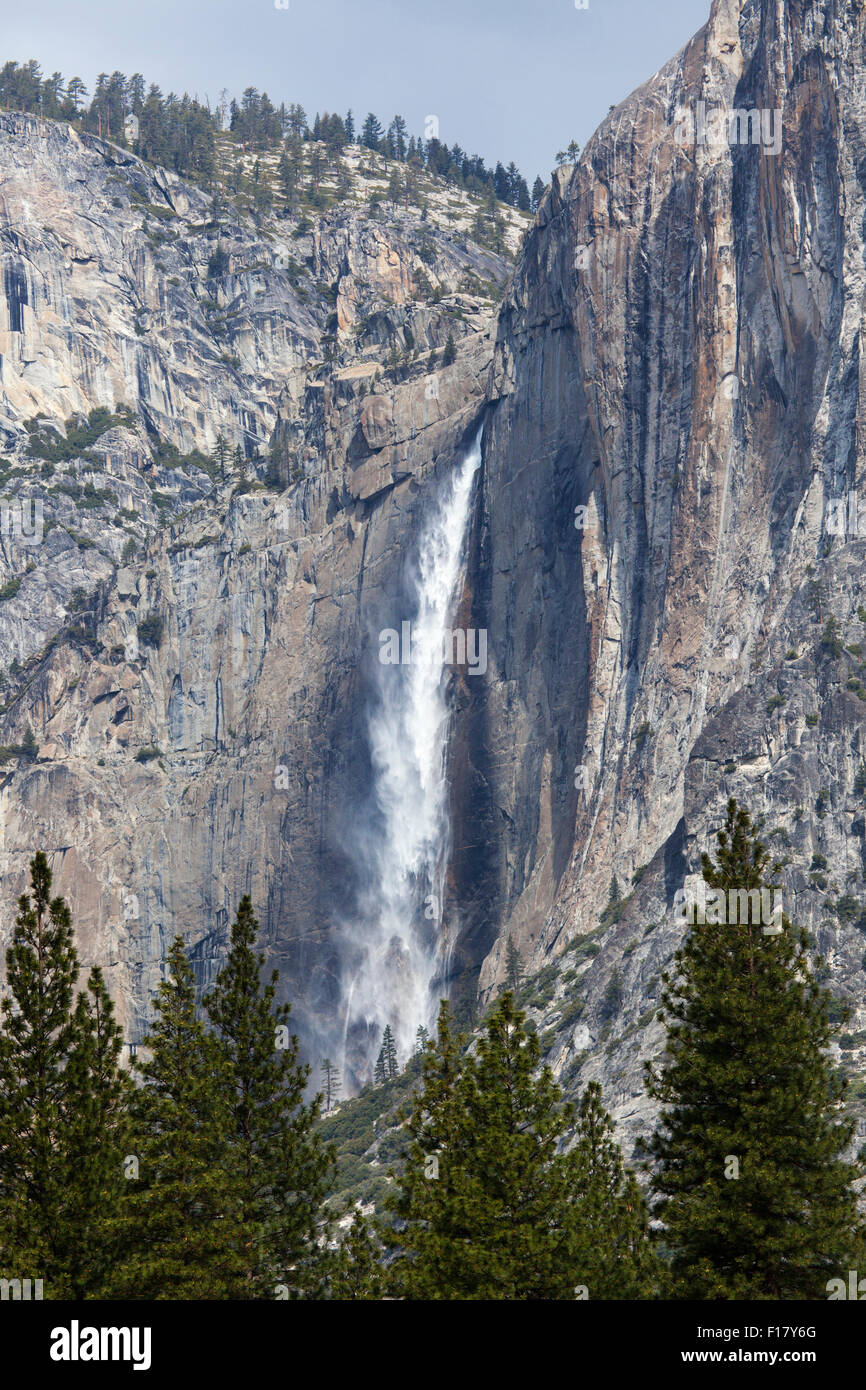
{"left": 109, "top": 937, "right": 245, "bottom": 1299}
{"left": 493, "top": 161, "right": 510, "bottom": 202}
{"left": 374, "top": 1047, "right": 386, "bottom": 1085}
{"left": 531, "top": 175, "right": 545, "bottom": 211}
{"left": 64, "top": 966, "right": 132, "bottom": 1297}
{"left": 384, "top": 1000, "right": 468, "bottom": 1298}
{"left": 387, "top": 167, "right": 403, "bottom": 203}
{"left": 386, "top": 115, "right": 408, "bottom": 161}
{"left": 414, "top": 1024, "right": 429, "bottom": 1055}
{"left": 403, "top": 165, "right": 419, "bottom": 210}
{"left": 204, "top": 896, "right": 335, "bottom": 1298}
{"left": 278, "top": 150, "right": 297, "bottom": 210}
{"left": 361, "top": 112, "right": 383, "bottom": 151}
{"left": 608, "top": 874, "right": 621, "bottom": 905}
{"left": 66, "top": 76, "right": 88, "bottom": 111}
{"left": 569, "top": 1082, "right": 657, "bottom": 1298}
{"left": 441, "top": 332, "right": 456, "bottom": 366}
{"left": 0, "top": 854, "right": 129, "bottom": 1298}
{"left": 381, "top": 1023, "right": 398, "bottom": 1079}
{"left": 646, "top": 798, "right": 865, "bottom": 1298}
{"left": 212, "top": 433, "right": 230, "bottom": 479}
{"left": 321, "top": 1057, "right": 340, "bottom": 1111}
{"left": 308, "top": 145, "right": 324, "bottom": 194}
{"left": 505, "top": 934, "right": 522, "bottom": 992}
{"left": 445, "top": 992, "right": 583, "bottom": 1298}
{"left": 327, "top": 1210, "right": 384, "bottom": 1300}
{"left": 386, "top": 994, "right": 651, "bottom": 1298}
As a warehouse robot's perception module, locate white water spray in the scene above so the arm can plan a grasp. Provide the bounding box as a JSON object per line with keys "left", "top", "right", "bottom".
{"left": 340, "top": 430, "right": 482, "bottom": 1083}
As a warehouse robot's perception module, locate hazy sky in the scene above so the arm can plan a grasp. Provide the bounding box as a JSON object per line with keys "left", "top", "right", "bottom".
{"left": 2, "top": 0, "right": 711, "bottom": 182}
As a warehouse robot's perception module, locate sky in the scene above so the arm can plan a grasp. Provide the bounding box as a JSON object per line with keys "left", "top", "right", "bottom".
{"left": 1, "top": 0, "right": 711, "bottom": 183}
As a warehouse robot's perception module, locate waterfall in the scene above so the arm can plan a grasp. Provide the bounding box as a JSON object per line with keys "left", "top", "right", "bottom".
{"left": 340, "top": 429, "right": 482, "bottom": 1085}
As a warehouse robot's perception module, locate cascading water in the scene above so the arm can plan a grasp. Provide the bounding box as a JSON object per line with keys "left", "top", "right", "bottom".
{"left": 340, "top": 429, "right": 482, "bottom": 1086}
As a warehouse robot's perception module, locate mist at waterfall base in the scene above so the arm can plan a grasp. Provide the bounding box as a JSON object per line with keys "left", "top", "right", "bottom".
{"left": 338, "top": 432, "right": 482, "bottom": 1092}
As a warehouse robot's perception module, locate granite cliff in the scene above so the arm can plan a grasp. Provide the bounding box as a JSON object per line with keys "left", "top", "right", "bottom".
{"left": 2, "top": 0, "right": 866, "bottom": 1147}
{"left": 0, "top": 105, "right": 528, "bottom": 1078}
{"left": 459, "top": 0, "right": 866, "bottom": 1155}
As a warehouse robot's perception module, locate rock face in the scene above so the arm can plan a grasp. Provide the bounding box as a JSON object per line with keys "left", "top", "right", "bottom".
{"left": 3, "top": 0, "right": 866, "bottom": 1141}
{"left": 0, "top": 110, "right": 520, "bottom": 1064}
{"left": 456, "top": 0, "right": 866, "bottom": 1150}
